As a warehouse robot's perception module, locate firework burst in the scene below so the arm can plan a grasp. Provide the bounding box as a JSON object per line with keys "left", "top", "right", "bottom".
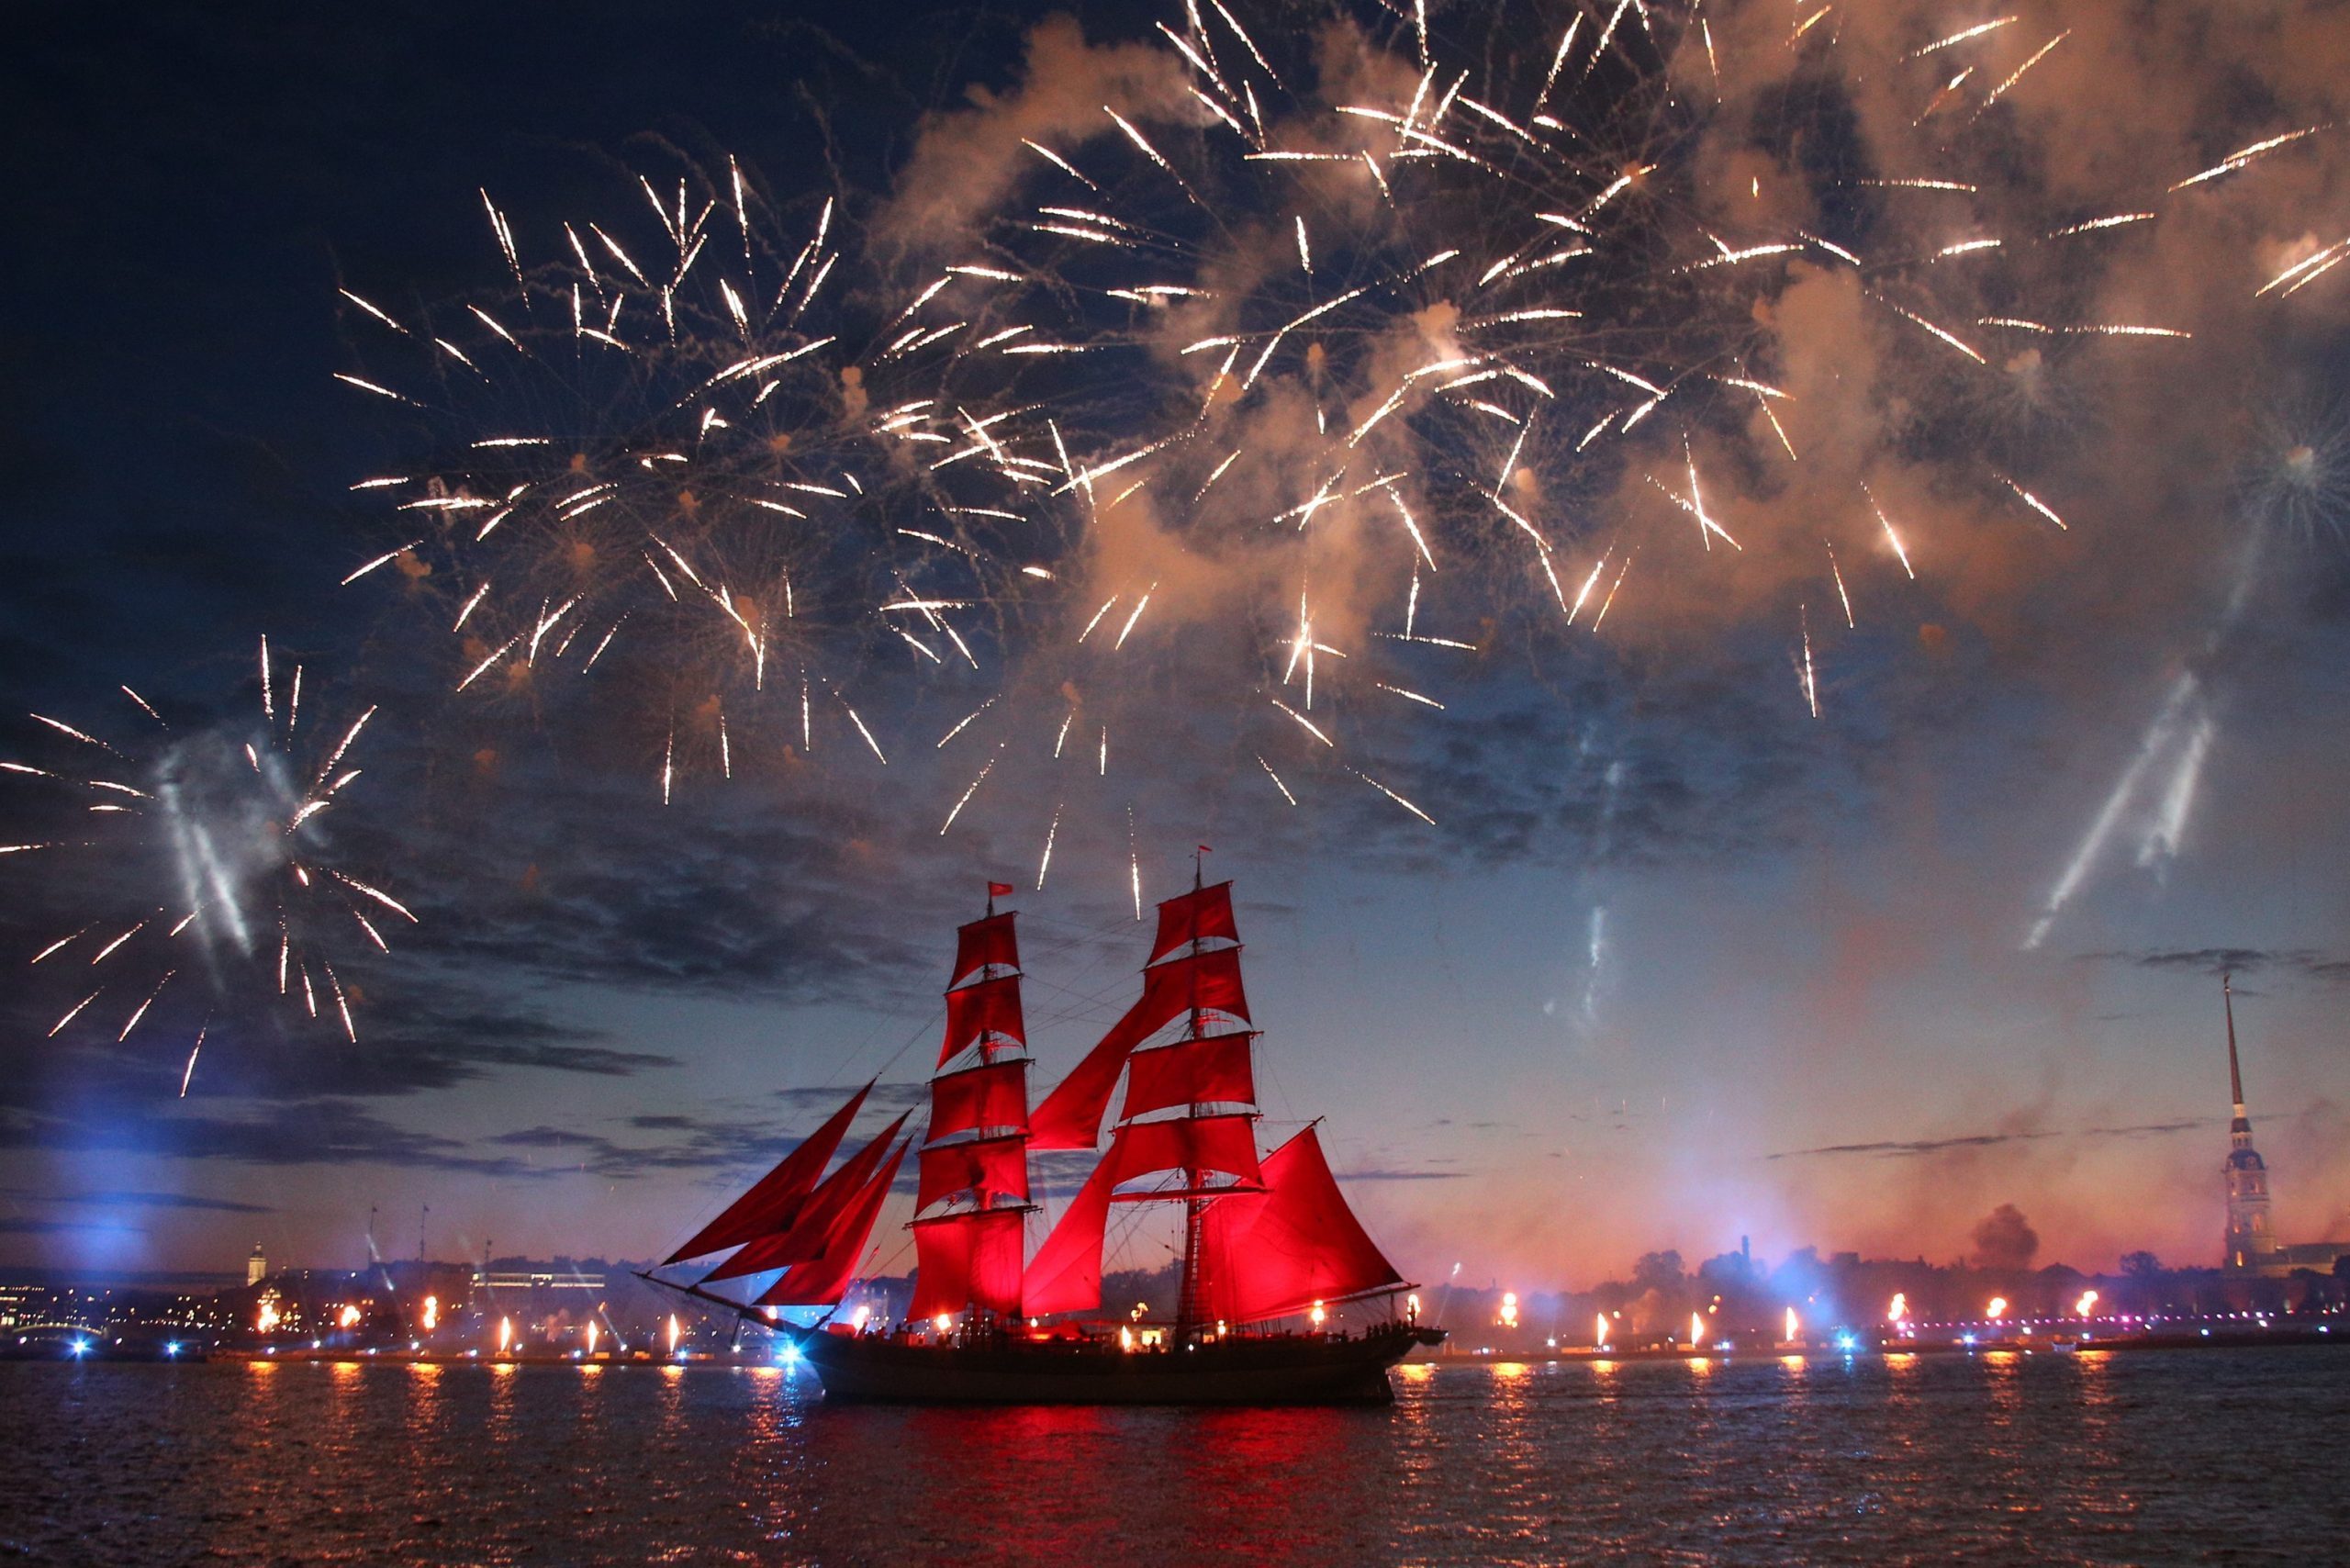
{"left": 336, "top": 162, "right": 1053, "bottom": 798}
{"left": 847, "top": 0, "right": 2228, "bottom": 841}
{"left": 2, "top": 640, "right": 413, "bottom": 1076}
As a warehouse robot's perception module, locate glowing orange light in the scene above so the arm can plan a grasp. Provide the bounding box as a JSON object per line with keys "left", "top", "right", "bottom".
{"left": 585, "top": 1321, "right": 598, "bottom": 1355}
{"left": 1406, "top": 1294, "right": 1420, "bottom": 1323}
{"left": 666, "top": 1314, "right": 681, "bottom": 1353}
{"left": 1785, "top": 1307, "right": 1800, "bottom": 1342}
{"left": 1986, "top": 1297, "right": 2009, "bottom": 1321}
{"left": 1309, "top": 1301, "right": 1327, "bottom": 1328}
{"left": 420, "top": 1294, "right": 439, "bottom": 1333}
{"left": 1691, "top": 1312, "right": 1706, "bottom": 1347}
{"left": 497, "top": 1316, "right": 512, "bottom": 1354}
{"left": 1498, "top": 1291, "right": 1519, "bottom": 1329}
{"left": 933, "top": 1313, "right": 952, "bottom": 1336}
{"left": 1595, "top": 1312, "right": 1610, "bottom": 1349}
{"left": 2075, "top": 1290, "right": 2098, "bottom": 1317}
{"left": 256, "top": 1294, "right": 281, "bottom": 1335}
{"left": 1119, "top": 1326, "right": 1136, "bottom": 1351}
{"left": 337, "top": 1304, "right": 361, "bottom": 1329}
{"left": 1887, "top": 1293, "right": 1908, "bottom": 1325}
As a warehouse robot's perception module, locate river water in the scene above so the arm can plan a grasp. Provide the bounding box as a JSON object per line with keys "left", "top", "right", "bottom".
{"left": 5, "top": 1346, "right": 2344, "bottom": 1565}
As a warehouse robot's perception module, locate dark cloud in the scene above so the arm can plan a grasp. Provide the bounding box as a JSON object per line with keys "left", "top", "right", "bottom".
{"left": 0, "top": 944, "right": 674, "bottom": 1118}
{"left": 0, "top": 1097, "right": 554, "bottom": 1178}
{"left": 767, "top": 1083, "right": 928, "bottom": 1114}
{"left": 0, "top": 1218, "right": 141, "bottom": 1237}
{"left": 450, "top": 1092, "right": 932, "bottom": 1184}
{"left": 2080, "top": 948, "right": 2350, "bottom": 987}
{"left": 1333, "top": 1168, "right": 1470, "bottom": 1182}
{"left": 1767, "top": 1118, "right": 2205, "bottom": 1160}
{"left": 63, "top": 1190, "right": 275, "bottom": 1215}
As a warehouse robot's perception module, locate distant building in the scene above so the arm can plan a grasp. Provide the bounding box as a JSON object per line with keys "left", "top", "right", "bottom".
{"left": 246, "top": 1246, "right": 267, "bottom": 1287}
{"left": 2219, "top": 976, "right": 2345, "bottom": 1278}
{"left": 472, "top": 1262, "right": 607, "bottom": 1294}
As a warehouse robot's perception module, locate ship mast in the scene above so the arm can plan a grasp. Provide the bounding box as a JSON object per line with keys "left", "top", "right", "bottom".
{"left": 907, "top": 882, "right": 1035, "bottom": 1327}
{"left": 1177, "top": 847, "right": 1207, "bottom": 1343}
{"left": 1021, "top": 861, "right": 1265, "bottom": 1327}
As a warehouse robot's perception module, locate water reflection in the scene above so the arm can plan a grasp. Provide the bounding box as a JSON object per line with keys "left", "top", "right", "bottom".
{"left": 5, "top": 1350, "right": 2341, "bottom": 1566}
{"left": 405, "top": 1360, "right": 442, "bottom": 1451}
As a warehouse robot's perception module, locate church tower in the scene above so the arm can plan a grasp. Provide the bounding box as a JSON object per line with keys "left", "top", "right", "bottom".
{"left": 2220, "top": 974, "right": 2284, "bottom": 1274}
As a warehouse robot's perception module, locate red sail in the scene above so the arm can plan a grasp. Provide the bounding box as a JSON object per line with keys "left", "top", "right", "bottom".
{"left": 1110, "top": 1113, "right": 1263, "bottom": 1190}
{"left": 754, "top": 1138, "right": 909, "bottom": 1308}
{"left": 928, "top": 1058, "right": 1029, "bottom": 1141}
{"left": 662, "top": 1081, "right": 869, "bottom": 1263}
{"left": 916, "top": 1134, "right": 1031, "bottom": 1212}
{"left": 1196, "top": 1126, "right": 1404, "bottom": 1325}
{"left": 1028, "top": 947, "right": 1253, "bottom": 1148}
{"left": 1021, "top": 1157, "right": 1118, "bottom": 1316}
{"left": 1148, "top": 881, "right": 1239, "bottom": 964}
{"left": 703, "top": 1113, "right": 912, "bottom": 1282}
{"left": 908, "top": 1207, "right": 1026, "bottom": 1319}
{"left": 951, "top": 911, "right": 1018, "bottom": 989}
{"left": 1121, "top": 1033, "right": 1257, "bottom": 1122}
{"left": 938, "top": 974, "right": 1025, "bottom": 1067}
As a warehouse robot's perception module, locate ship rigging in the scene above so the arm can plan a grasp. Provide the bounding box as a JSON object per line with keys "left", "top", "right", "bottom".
{"left": 644, "top": 867, "right": 1442, "bottom": 1403}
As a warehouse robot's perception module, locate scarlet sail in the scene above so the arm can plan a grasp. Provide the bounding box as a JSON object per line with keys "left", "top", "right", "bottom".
{"left": 1196, "top": 1126, "right": 1405, "bottom": 1324}
{"left": 908, "top": 1207, "right": 1025, "bottom": 1319}
{"left": 755, "top": 1138, "right": 910, "bottom": 1308}
{"left": 662, "top": 1081, "right": 870, "bottom": 1263}
{"left": 1020, "top": 1157, "right": 1116, "bottom": 1316}
{"left": 1122, "top": 1033, "right": 1257, "bottom": 1122}
{"left": 1148, "top": 881, "right": 1240, "bottom": 964}
{"left": 1107, "top": 1113, "right": 1264, "bottom": 1193}
{"left": 929, "top": 1058, "right": 1029, "bottom": 1140}
{"left": 910, "top": 895, "right": 1038, "bottom": 1319}
{"left": 938, "top": 975, "right": 1024, "bottom": 1068}
{"left": 703, "top": 1113, "right": 912, "bottom": 1282}
{"left": 916, "top": 1134, "right": 1030, "bottom": 1212}
{"left": 950, "top": 911, "right": 1018, "bottom": 988}
{"left": 1028, "top": 946, "right": 1252, "bottom": 1148}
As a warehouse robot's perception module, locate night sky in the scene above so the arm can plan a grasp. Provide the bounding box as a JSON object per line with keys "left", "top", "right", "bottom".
{"left": 5, "top": 0, "right": 2348, "bottom": 1293}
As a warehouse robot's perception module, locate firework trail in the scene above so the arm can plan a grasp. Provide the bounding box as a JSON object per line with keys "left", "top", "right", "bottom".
{"left": 2023, "top": 401, "right": 2349, "bottom": 948}
{"left": 1, "top": 640, "right": 413, "bottom": 1070}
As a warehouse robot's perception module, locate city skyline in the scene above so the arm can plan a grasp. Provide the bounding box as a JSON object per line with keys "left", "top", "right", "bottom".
{"left": 4, "top": 0, "right": 2348, "bottom": 1296}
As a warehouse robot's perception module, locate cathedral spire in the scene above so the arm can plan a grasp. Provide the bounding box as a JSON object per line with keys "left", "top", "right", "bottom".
{"left": 2219, "top": 971, "right": 2280, "bottom": 1273}
{"left": 2223, "top": 970, "right": 2247, "bottom": 1121}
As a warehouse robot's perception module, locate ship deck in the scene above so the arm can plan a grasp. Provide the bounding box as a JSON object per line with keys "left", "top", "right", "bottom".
{"left": 796, "top": 1322, "right": 1446, "bottom": 1406}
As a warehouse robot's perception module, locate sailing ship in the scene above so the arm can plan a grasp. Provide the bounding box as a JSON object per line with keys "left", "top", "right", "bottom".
{"left": 647, "top": 868, "right": 1443, "bottom": 1404}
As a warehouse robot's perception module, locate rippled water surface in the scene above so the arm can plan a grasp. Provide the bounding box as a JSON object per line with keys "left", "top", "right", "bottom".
{"left": 6, "top": 1347, "right": 2346, "bottom": 1564}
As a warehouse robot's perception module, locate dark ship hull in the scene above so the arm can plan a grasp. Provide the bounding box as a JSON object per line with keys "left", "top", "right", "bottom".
{"left": 796, "top": 1322, "right": 1445, "bottom": 1406}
